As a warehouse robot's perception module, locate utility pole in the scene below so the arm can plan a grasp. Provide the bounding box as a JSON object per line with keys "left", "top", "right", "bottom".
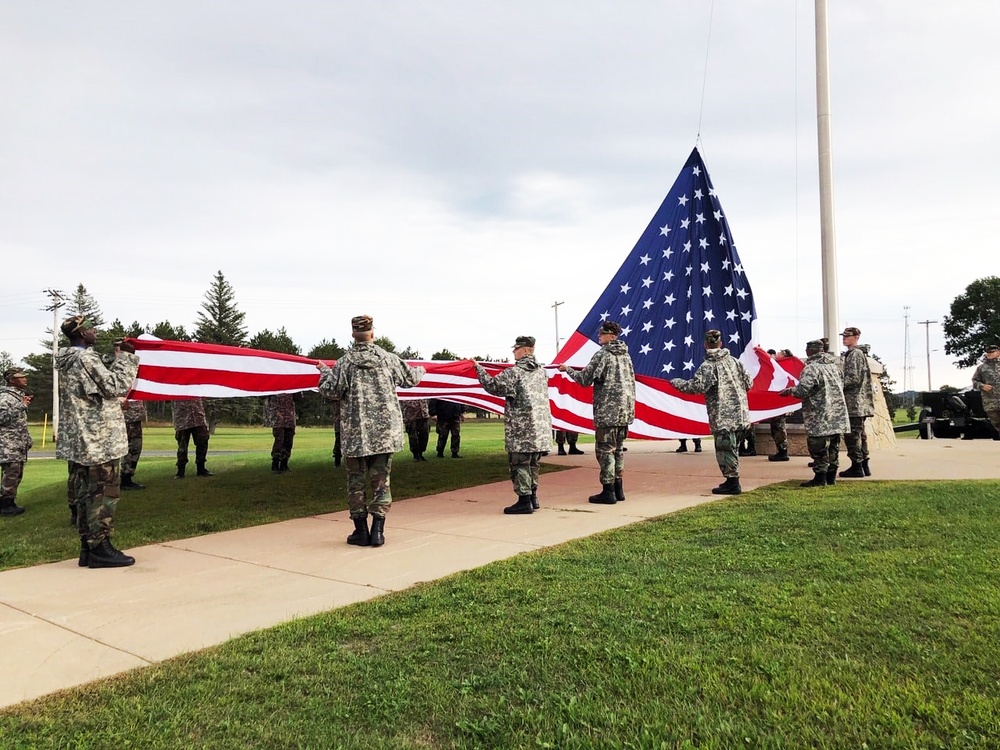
{"left": 918, "top": 319, "right": 937, "bottom": 390}
{"left": 43, "top": 289, "right": 65, "bottom": 439}
{"left": 903, "top": 306, "right": 914, "bottom": 403}
{"left": 552, "top": 300, "right": 564, "bottom": 358}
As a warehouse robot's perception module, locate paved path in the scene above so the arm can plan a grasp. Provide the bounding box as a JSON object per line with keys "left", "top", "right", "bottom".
{"left": 1, "top": 438, "right": 997, "bottom": 709}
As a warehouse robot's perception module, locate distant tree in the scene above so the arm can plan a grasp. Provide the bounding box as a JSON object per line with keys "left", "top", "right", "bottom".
{"left": 21, "top": 351, "right": 53, "bottom": 421}
{"left": 66, "top": 283, "right": 106, "bottom": 329}
{"left": 249, "top": 327, "right": 301, "bottom": 355}
{"left": 105, "top": 319, "right": 146, "bottom": 341}
{"left": 431, "top": 349, "right": 459, "bottom": 360}
{"left": 150, "top": 320, "right": 192, "bottom": 342}
{"left": 308, "top": 339, "right": 345, "bottom": 362}
{"left": 943, "top": 276, "right": 1000, "bottom": 368}
{"left": 374, "top": 336, "right": 396, "bottom": 353}
{"left": 195, "top": 271, "right": 247, "bottom": 346}
{"left": 398, "top": 346, "right": 421, "bottom": 360}
{"left": 0, "top": 351, "right": 14, "bottom": 374}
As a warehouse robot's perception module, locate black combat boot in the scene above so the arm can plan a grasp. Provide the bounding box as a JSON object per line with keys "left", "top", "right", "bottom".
{"left": 87, "top": 538, "right": 136, "bottom": 568}
{"left": 712, "top": 477, "right": 742, "bottom": 495}
{"left": 174, "top": 464, "right": 186, "bottom": 479}
{"left": 0, "top": 497, "right": 25, "bottom": 516}
{"left": 674, "top": 441, "right": 688, "bottom": 453}
{"left": 280, "top": 458, "right": 290, "bottom": 472}
{"left": 588, "top": 484, "right": 618, "bottom": 505}
{"left": 768, "top": 448, "right": 790, "bottom": 462}
{"left": 347, "top": 514, "right": 370, "bottom": 546}
{"left": 861, "top": 459, "right": 871, "bottom": 477}
{"left": 838, "top": 462, "right": 865, "bottom": 478}
{"left": 568, "top": 446, "right": 585, "bottom": 455}
{"left": 503, "top": 496, "right": 535, "bottom": 514}
{"left": 693, "top": 439, "right": 703, "bottom": 452}
{"left": 800, "top": 471, "right": 827, "bottom": 488}
{"left": 825, "top": 468, "right": 837, "bottom": 485}
{"left": 78, "top": 538, "right": 89, "bottom": 567}
{"left": 530, "top": 486, "right": 539, "bottom": 510}
{"left": 557, "top": 446, "right": 567, "bottom": 455}
{"left": 120, "top": 473, "right": 145, "bottom": 490}
{"left": 271, "top": 458, "right": 281, "bottom": 473}
{"left": 614, "top": 478, "right": 625, "bottom": 502}
{"left": 196, "top": 463, "right": 214, "bottom": 477}
{"left": 369, "top": 515, "right": 386, "bottom": 547}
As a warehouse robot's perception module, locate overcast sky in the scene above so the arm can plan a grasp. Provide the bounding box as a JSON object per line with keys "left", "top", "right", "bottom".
{"left": 2, "top": 1, "right": 997, "bottom": 392}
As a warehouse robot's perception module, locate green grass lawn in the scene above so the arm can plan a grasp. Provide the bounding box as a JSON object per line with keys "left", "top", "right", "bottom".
{"left": 1, "top": 479, "right": 998, "bottom": 748}
{"left": 2, "top": 421, "right": 576, "bottom": 571}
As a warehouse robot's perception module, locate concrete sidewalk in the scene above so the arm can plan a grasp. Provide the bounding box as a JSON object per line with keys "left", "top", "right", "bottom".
{"left": 2, "top": 438, "right": 996, "bottom": 709}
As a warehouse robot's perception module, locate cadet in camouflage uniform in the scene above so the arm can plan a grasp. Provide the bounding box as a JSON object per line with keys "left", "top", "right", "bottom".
{"left": 263, "top": 393, "right": 298, "bottom": 472}
{"left": 781, "top": 340, "right": 849, "bottom": 486}
{"left": 767, "top": 349, "right": 793, "bottom": 462}
{"left": 55, "top": 316, "right": 139, "bottom": 568}
{"left": 558, "top": 320, "right": 636, "bottom": 504}
{"left": 171, "top": 397, "right": 213, "bottom": 478}
{"left": 321, "top": 393, "right": 343, "bottom": 466}
{"left": 400, "top": 397, "right": 430, "bottom": 461}
{"left": 670, "top": 329, "right": 752, "bottom": 495}
{"left": 120, "top": 397, "right": 147, "bottom": 490}
{"left": 0, "top": 368, "right": 33, "bottom": 517}
{"left": 316, "top": 315, "right": 425, "bottom": 548}
{"left": 429, "top": 398, "right": 466, "bottom": 458}
{"left": 473, "top": 336, "right": 553, "bottom": 514}
{"left": 972, "top": 344, "right": 1000, "bottom": 439}
{"left": 555, "top": 430, "right": 584, "bottom": 455}
{"left": 838, "top": 326, "right": 874, "bottom": 478}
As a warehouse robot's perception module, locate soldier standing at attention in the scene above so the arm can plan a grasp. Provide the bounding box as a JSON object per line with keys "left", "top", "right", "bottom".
{"left": 55, "top": 315, "right": 140, "bottom": 568}
{"left": 838, "top": 326, "right": 874, "bottom": 478}
{"left": 316, "top": 315, "right": 425, "bottom": 548}
{"left": 119, "top": 396, "right": 147, "bottom": 490}
{"left": 400, "top": 397, "right": 431, "bottom": 461}
{"left": 263, "top": 393, "right": 298, "bottom": 473}
{"left": 558, "top": 320, "right": 636, "bottom": 505}
{"left": 670, "top": 329, "right": 752, "bottom": 496}
{"left": 472, "top": 336, "right": 553, "bottom": 514}
{"left": 0, "top": 367, "right": 33, "bottom": 517}
{"left": 171, "top": 397, "right": 213, "bottom": 478}
{"left": 781, "top": 340, "right": 850, "bottom": 487}
{"left": 429, "top": 398, "right": 466, "bottom": 458}
{"left": 972, "top": 343, "right": 1000, "bottom": 439}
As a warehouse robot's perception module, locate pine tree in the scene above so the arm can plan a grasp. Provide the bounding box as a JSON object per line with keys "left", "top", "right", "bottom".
{"left": 194, "top": 271, "right": 247, "bottom": 346}
{"left": 249, "top": 327, "right": 300, "bottom": 355}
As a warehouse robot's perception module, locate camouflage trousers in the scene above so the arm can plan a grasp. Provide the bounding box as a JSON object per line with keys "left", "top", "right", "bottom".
{"left": 176, "top": 425, "right": 210, "bottom": 468}
{"left": 1, "top": 461, "right": 25, "bottom": 502}
{"left": 843, "top": 416, "right": 869, "bottom": 463}
{"left": 68, "top": 460, "right": 120, "bottom": 546}
{"left": 595, "top": 425, "right": 628, "bottom": 485}
{"left": 508, "top": 451, "right": 541, "bottom": 497}
{"left": 555, "top": 430, "right": 578, "bottom": 448}
{"left": 345, "top": 453, "right": 393, "bottom": 519}
{"left": 984, "top": 408, "right": 1000, "bottom": 438}
{"left": 435, "top": 420, "right": 461, "bottom": 455}
{"left": 713, "top": 430, "right": 741, "bottom": 478}
{"left": 405, "top": 417, "right": 430, "bottom": 455}
{"left": 769, "top": 416, "right": 788, "bottom": 451}
{"left": 270, "top": 427, "right": 296, "bottom": 461}
{"left": 806, "top": 434, "right": 841, "bottom": 473}
{"left": 122, "top": 420, "right": 143, "bottom": 475}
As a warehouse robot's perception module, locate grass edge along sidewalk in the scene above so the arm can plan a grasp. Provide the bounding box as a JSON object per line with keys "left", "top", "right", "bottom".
{"left": 2, "top": 479, "right": 999, "bottom": 749}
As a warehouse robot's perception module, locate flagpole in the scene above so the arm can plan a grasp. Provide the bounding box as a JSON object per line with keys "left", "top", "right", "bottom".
{"left": 815, "top": 0, "right": 840, "bottom": 342}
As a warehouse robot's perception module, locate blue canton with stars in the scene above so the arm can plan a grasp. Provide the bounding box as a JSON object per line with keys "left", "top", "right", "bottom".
{"left": 575, "top": 147, "right": 756, "bottom": 378}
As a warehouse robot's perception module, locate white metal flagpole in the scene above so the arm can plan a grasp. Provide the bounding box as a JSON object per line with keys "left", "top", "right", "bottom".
{"left": 815, "top": 0, "right": 840, "bottom": 343}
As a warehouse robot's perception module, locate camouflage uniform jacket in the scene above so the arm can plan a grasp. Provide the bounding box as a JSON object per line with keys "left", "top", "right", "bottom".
{"left": 399, "top": 398, "right": 430, "bottom": 421}
{"left": 841, "top": 347, "right": 875, "bottom": 417}
{"left": 0, "top": 385, "right": 33, "bottom": 462}
{"left": 171, "top": 398, "right": 208, "bottom": 430}
{"left": 475, "top": 356, "right": 552, "bottom": 453}
{"left": 317, "top": 342, "right": 425, "bottom": 457}
{"left": 972, "top": 359, "right": 1000, "bottom": 412}
{"left": 263, "top": 394, "right": 297, "bottom": 428}
{"left": 563, "top": 339, "right": 636, "bottom": 427}
{"left": 787, "top": 352, "right": 849, "bottom": 436}
{"left": 54, "top": 346, "right": 139, "bottom": 465}
{"left": 121, "top": 399, "right": 147, "bottom": 424}
{"left": 670, "top": 348, "right": 751, "bottom": 432}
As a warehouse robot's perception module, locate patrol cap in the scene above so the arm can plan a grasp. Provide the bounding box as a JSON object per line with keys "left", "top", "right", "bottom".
{"left": 351, "top": 315, "right": 373, "bottom": 333}
{"left": 986, "top": 344, "right": 1000, "bottom": 353}
{"left": 840, "top": 326, "right": 861, "bottom": 337}
{"left": 60, "top": 315, "right": 91, "bottom": 337}
{"left": 704, "top": 329, "right": 722, "bottom": 345}
{"left": 513, "top": 335, "right": 535, "bottom": 349}
{"left": 806, "top": 339, "right": 825, "bottom": 352}
{"left": 3, "top": 368, "right": 26, "bottom": 381}
{"left": 598, "top": 321, "right": 622, "bottom": 336}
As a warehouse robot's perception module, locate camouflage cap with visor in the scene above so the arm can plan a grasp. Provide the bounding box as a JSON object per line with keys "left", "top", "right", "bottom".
{"left": 351, "top": 315, "right": 373, "bottom": 333}
{"left": 840, "top": 326, "right": 861, "bottom": 337}
{"left": 60, "top": 315, "right": 92, "bottom": 337}
{"left": 598, "top": 321, "right": 622, "bottom": 336}
{"left": 3, "top": 367, "right": 27, "bottom": 381}
{"left": 512, "top": 335, "right": 535, "bottom": 349}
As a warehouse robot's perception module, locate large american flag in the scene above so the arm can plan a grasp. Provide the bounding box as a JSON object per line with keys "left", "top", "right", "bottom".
{"left": 127, "top": 147, "right": 800, "bottom": 437}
